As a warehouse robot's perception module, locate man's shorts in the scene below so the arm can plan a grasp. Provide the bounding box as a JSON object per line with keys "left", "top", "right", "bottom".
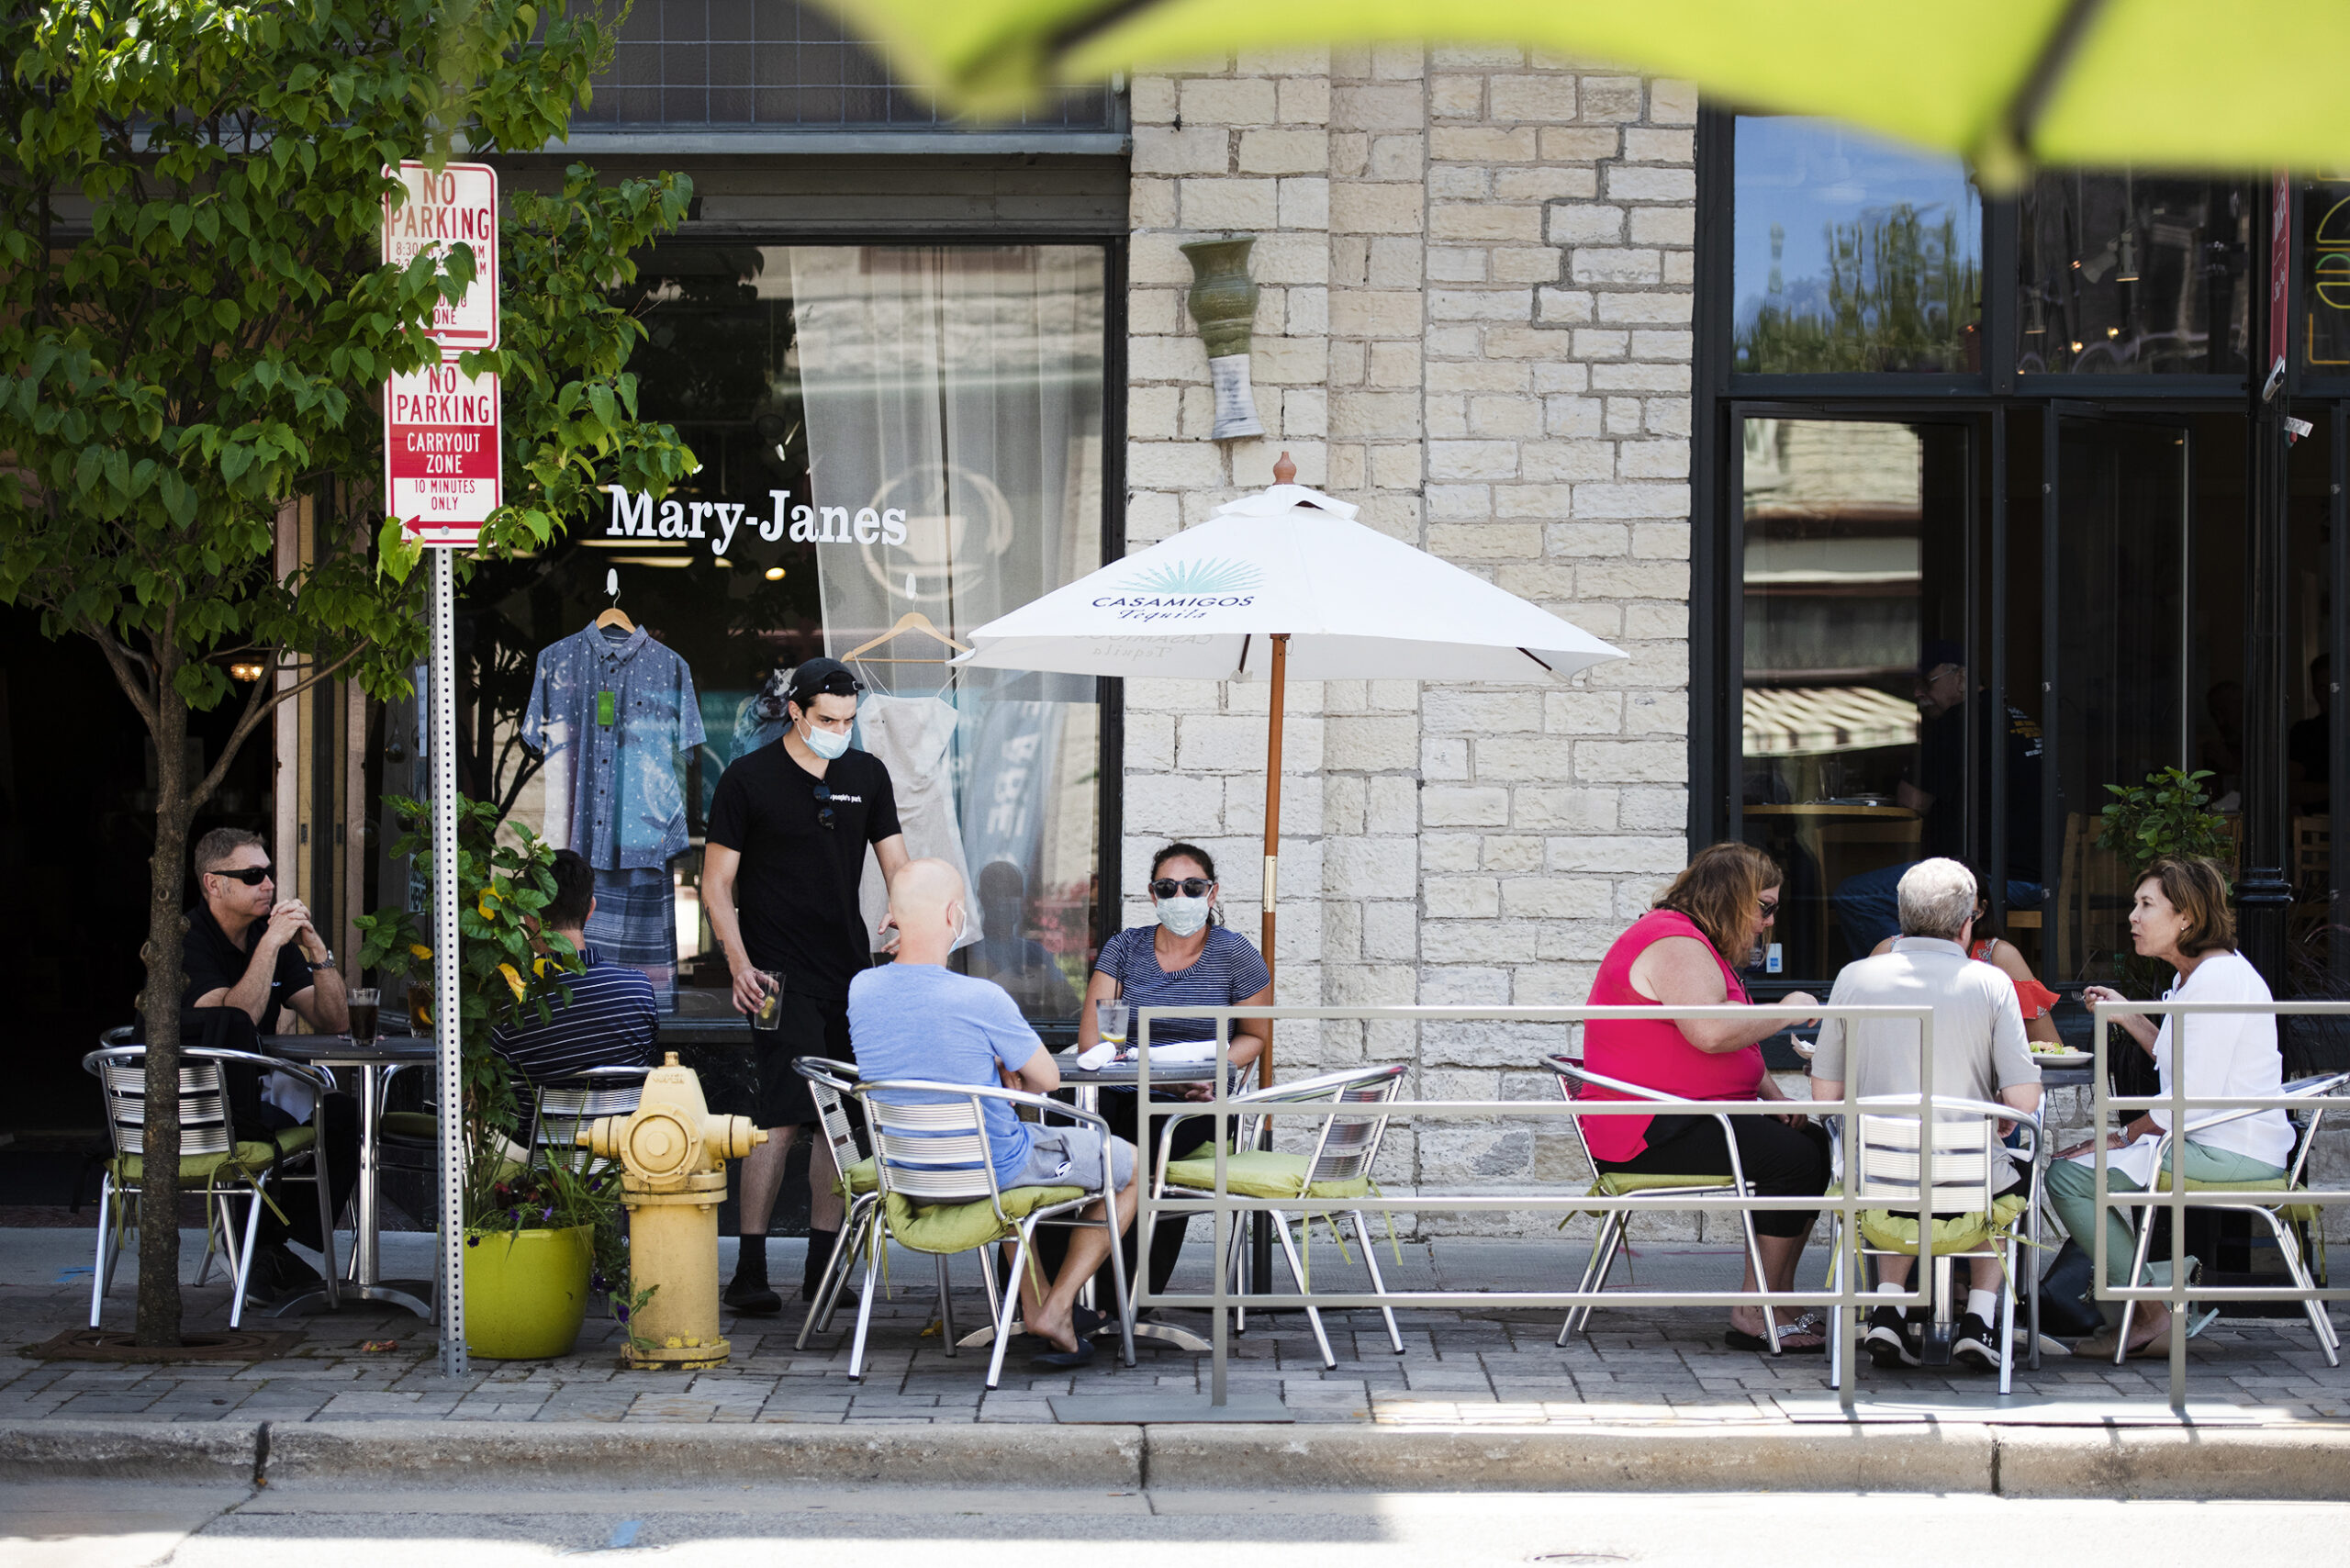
{"left": 1009, "top": 1126, "right": 1136, "bottom": 1193}
{"left": 755, "top": 988, "right": 853, "bottom": 1129}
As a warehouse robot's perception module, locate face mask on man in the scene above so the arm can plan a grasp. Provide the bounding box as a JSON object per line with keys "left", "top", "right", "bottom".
{"left": 1156, "top": 896, "right": 1211, "bottom": 937}
{"left": 799, "top": 715, "right": 850, "bottom": 761}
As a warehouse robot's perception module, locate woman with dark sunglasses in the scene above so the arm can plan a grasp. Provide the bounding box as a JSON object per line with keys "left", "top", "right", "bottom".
{"left": 1071, "top": 842, "right": 1273, "bottom": 1298}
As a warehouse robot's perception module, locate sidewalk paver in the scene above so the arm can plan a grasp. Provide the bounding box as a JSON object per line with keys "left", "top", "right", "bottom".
{"left": 6, "top": 1228, "right": 2344, "bottom": 1429}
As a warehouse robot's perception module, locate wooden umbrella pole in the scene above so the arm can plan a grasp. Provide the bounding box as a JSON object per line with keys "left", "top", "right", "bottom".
{"left": 1259, "top": 632, "right": 1288, "bottom": 1088}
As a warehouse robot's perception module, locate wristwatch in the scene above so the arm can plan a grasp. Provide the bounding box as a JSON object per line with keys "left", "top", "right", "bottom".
{"left": 308, "top": 948, "right": 336, "bottom": 971}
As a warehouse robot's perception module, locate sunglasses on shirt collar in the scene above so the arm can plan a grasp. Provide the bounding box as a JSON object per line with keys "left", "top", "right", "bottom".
{"left": 813, "top": 783, "right": 835, "bottom": 831}
{"left": 210, "top": 866, "right": 273, "bottom": 886}
{"left": 1149, "top": 878, "right": 1214, "bottom": 899}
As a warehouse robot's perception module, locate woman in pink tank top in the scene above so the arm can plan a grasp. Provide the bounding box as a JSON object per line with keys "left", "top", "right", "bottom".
{"left": 1580, "top": 842, "right": 1832, "bottom": 1351}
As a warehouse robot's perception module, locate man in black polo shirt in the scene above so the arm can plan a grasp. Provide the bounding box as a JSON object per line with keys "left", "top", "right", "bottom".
{"left": 704, "top": 658, "right": 909, "bottom": 1314}
{"left": 181, "top": 827, "right": 361, "bottom": 1301}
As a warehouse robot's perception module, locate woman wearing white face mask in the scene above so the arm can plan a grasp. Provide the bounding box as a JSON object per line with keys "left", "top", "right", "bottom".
{"left": 1070, "top": 843, "right": 1273, "bottom": 1297}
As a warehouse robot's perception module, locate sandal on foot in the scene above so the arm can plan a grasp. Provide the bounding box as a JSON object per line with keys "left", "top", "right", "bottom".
{"left": 1726, "top": 1314, "right": 1826, "bottom": 1354}
{"left": 1029, "top": 1337, "right": 1097, "bottom": 1370}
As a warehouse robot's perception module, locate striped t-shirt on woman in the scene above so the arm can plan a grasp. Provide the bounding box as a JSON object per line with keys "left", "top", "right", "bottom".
{"left": 1093, "top": 924, "right": 1271, "bottom": 1045}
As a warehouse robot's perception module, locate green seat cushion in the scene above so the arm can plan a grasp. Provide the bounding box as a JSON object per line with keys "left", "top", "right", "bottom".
{"left": 110, "top": 1126, "right": 316, "bottom": 1185}
{"left": 2154, "top": 1176, "right": 2319, "bottom": 1226}
{"left": 834, "top": 1156, "right": 878, "bottom": 1200}
{"left": 1589, "top": 1171, "right": 1735, "bottom": 1197}
{"left": 879, "top": 1184, "right": 1089, "bottom": 1255}
{"left": 1162, "top": 1148, "right": 1371, "bottom": 1201}
{"left": 379, "top": 1111, "right": 439, "bottom": 1141}
{"left": 1855, "top": 1193, "right": 2030, "bottom": 1257}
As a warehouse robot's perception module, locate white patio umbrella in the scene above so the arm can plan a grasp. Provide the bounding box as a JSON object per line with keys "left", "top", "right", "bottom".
{"left": 957, "top": 454, "right": 1628, "bottom": 1081}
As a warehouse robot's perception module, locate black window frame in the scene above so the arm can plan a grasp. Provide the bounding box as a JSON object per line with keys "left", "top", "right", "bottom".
{"left": 1695, "top": 105, "right": 2306, "bottom": 998}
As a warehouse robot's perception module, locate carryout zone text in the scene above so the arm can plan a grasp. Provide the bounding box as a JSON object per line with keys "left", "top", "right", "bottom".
{"left": 604, "top": 485, "right": 907, "bottom": 555}
{"left": 386, "top": 360, "right": 500, "bottom": 540}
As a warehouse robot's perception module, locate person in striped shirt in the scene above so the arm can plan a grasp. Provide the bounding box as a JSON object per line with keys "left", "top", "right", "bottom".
{"left": 492, "top": 849, "right": 658, "bottom": 1094}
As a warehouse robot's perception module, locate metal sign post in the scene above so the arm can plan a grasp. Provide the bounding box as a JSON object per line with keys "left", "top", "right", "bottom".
{"left": 430, "top": 546, "right": 466, "bottom": 1378}
{"left": 383, "top": 159, "right": 499, "bottom": 1381}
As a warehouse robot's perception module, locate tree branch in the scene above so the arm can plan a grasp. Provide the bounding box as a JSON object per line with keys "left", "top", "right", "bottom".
{"left": 79, "top": 616, "right": 160, "bottom": 731}
{"left": 206, "top": 639, "right": 373, "bottom": 802}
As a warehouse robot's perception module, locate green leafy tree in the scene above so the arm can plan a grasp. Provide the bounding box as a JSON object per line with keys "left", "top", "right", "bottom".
{"left": 0, "top": 0, "right": 696, "bottom": 1344}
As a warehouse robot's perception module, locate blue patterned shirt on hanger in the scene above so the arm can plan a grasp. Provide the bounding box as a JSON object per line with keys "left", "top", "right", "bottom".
{"left": 521, "top": 622, "right": 705, "bottom": 871}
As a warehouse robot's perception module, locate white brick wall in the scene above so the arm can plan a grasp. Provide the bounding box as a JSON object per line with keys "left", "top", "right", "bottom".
{"left": 1130, "top": 50, "right": 1689, "bottom": 1233}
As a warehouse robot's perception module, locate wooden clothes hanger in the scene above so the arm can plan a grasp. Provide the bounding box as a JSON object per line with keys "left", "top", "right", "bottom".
{"left": 596, "top": 566, "right": 634, "bottom": 633}
{"left": 842, "top": 610, "right": 968, "bottom": 665}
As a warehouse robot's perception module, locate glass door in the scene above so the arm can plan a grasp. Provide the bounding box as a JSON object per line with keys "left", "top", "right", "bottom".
{"left": 2042, "top": 409, "right": 2193, "bottom": 982}
{"left": 1732, "top": 409, "right": 1979, "bottom": 983}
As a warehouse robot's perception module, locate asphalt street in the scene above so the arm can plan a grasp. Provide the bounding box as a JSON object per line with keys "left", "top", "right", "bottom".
{"left": 7, "top": 1481, "right": 2349, "bottom": 1568}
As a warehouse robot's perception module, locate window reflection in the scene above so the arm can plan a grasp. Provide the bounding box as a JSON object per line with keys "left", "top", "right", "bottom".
{"left": 2020, "top": 174, "right": 2251, "bottom": 375}
{"left": 1740, "top": 419, "right": 1973, "bottom": 975}
{"left": 1733, "top": 117, "right": 1982, "bottom": 374}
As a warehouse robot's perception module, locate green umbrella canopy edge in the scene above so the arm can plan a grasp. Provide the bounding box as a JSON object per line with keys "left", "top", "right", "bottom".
{"left": 815, "top": 0, "right": 2350, "bottom": 184}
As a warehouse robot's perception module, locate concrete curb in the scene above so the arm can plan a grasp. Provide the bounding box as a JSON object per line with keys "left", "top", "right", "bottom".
{"left": 1993, "top": 1424, "right": 2350, "bottom": 1500}
{"left": 4, "top": 1418, "right": 2348, "bottom": 1499}
{"left": 1142, "top": 1423, "right": 1997, "bottom": 1493}
{"left": 261, "top": 1419, "right": 1145, "bottom": 1490}
{"left": 0, "top": 1421, "right": 260, "bottom": 1484}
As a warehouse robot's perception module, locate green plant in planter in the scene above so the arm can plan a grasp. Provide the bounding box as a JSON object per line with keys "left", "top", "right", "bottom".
{"left": 2095, "top": 766, "right": 2232, "bottom": 991}
{"left": 355, "top": 795, "right": 633, "bottom": 1328}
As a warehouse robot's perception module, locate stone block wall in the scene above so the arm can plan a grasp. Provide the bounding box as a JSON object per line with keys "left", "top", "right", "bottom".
{"left": 1127, "top": 47, "right": 1697, "bottom": 1234}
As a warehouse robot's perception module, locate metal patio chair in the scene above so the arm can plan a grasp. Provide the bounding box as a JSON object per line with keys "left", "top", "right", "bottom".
{"left": 1825, "top": 1097, "right": 2044, "bottom": 1394}
{"left": 1156, "top": 1061, "right": 1410, "bottom": 1369}
{"left": 792, "top": 1057, "right": 889, "bottom": 1350}
{"left": 83, "top": 1039, "right": 340, "bottom": 1329}
{"left": 1546, "top": 1051, "right": 1789, "bottom": 1353}
{"left": 845, "top": 1077, "right": 1136, "bottom": 1388}
{"left": 2109, "top": 1070, "right": 2349, "bottom": 1367}
{"left": 530, "top": 1065, "right": 652, "bottom": 1171}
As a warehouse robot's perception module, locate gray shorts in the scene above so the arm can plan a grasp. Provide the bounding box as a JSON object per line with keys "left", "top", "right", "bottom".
{"left": 1011, "top": 1126, "right": 1136, "bottom": 1193}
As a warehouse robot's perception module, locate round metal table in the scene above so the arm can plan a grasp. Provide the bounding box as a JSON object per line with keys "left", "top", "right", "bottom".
{"left": 263, "top": 1034, "right": 437, "bottom": 1319}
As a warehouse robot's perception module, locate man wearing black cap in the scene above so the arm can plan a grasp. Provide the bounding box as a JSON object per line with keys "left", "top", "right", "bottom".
{"left": 704, "top": 657, "right": 910, "bottom": 1313}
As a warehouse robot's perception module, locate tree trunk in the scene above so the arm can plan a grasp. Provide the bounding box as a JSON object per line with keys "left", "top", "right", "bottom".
{"left": 134, "top": 687, "right": 194, "bottom": 1347}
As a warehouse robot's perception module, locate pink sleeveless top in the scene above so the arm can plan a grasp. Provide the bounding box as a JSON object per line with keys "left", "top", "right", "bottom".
{"left": 1581, "top": 908, "right": 1765, "bottom": 1163}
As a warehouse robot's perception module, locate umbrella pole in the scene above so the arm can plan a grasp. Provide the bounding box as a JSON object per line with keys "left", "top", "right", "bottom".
{"left": 1259, "top": 633, "right": 1287, "bottom": 1086}
{"left": 1252, "top": 633, "right": 1288, "bottom": 1304}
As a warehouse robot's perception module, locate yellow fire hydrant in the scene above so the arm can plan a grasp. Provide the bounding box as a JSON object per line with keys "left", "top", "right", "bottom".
{"left": 577, "top": 1052, "right": 766, "bottom": 1371}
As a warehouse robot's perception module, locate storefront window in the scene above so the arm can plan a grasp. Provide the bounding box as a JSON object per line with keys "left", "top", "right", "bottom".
{"left": 1731, "top": 117, "right": 1982, "bottom": 374}
{"left": 2019, "top": 174, "right": 2251, "bottom": 375}
{"left": 2304, "top": 178, "right": 2350, "bottom": 373}
{"left": 1739, "top": 417, "right": 1973, "bottom": 979}
{"left": 457, "top": 244, "right": 1109, "bottom": 1025}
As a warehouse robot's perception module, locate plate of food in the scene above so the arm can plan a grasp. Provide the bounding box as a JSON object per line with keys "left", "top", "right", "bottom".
{"left": 2028, "top": 1047, "right": 2093, "bottom": 1068}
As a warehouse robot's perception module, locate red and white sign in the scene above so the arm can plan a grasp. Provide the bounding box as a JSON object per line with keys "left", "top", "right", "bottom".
{"left": 386, "top": 359, "right": 501, "bottom": 545}
{"left": 383, "top": 161, "right": 500, "bottom": 352}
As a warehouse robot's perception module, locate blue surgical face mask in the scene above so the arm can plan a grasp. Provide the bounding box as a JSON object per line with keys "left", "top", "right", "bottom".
{"left": 800, "top": 716, "right": 850, "bottom": 761}
{"left": 1156, "top": 895, "right": 1211, "bottom": 937}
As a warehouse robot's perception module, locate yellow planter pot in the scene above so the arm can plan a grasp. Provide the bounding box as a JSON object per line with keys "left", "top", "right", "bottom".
{"left": 463, "top": 1225, "right": 593, "bottom": 1360}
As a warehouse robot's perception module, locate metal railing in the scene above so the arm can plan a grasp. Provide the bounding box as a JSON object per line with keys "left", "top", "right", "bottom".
{"left": 1131, "top": 1003, "right": 1952, "bottom": 1416}
{"left": 1123, "top": 1001, "right": 2347, "bottom": 1418}
{"left": 2088, "top": 999, "right": 2350, "bottom": 1414}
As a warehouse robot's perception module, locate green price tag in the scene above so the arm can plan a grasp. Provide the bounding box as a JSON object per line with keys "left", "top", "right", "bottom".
{"left": 597, "top": 690, "right": 616, "bottom": 727}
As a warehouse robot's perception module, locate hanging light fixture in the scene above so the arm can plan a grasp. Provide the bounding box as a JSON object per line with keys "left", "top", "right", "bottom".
{"left": 2115, "top": 228, "right": 2140, "bottom": 284}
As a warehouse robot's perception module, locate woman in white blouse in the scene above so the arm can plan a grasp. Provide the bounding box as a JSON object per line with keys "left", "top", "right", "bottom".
{"left": 2048, "top": 857, "right": 2293, "bottom": 1357}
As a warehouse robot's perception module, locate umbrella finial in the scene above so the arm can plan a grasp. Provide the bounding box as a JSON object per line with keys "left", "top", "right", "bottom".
{"left": 1271, "top": 450, "right": 1295, "bottom": 486}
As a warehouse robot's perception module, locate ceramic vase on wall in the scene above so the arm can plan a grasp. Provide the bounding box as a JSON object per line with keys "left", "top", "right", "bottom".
{"left": 1181, "top": 234, "right": 1266, "bottom": 442}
